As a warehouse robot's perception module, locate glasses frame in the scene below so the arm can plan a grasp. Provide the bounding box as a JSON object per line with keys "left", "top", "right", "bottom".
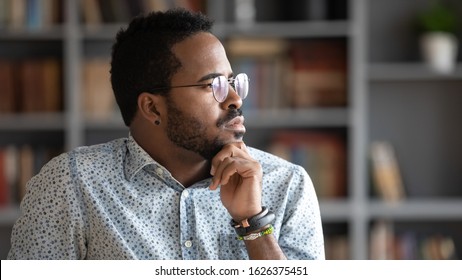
{"left": 149, "top": 73, "right": 249, "bottom": 103}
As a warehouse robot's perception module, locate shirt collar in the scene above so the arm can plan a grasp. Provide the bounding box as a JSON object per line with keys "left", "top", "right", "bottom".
{"left": 124, "top": 133, "right": 159, "bottom": 181}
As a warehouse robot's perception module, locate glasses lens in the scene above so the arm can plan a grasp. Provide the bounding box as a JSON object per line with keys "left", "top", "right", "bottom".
{"left": 211, "top": 76, "right": 228, "bottom": 102}
{"left": 235, "top": 73, "right": 249, "bottom": 100}
{"left": 211, "top": 74, "right": 249, "bottom": 103}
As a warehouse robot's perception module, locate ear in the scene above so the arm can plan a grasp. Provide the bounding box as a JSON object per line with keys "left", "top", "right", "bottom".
{"left": 137, "top": 92, "right": 164, "bottom": 124}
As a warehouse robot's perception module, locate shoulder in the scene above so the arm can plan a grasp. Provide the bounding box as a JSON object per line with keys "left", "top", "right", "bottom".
{"left": 247, "top": 146, "right": 307, "bottom": 176}
{"left": 64, "top": 138, "right": 128, "bottom": 168}
{"left": 32, "top": 138, "right": 128, "bottom": 185}
{"left": 69, "top": 138, "right": 128, "bottom": 159}
{"left": 247, "top": 146, "right": 312, "bottom": 193}
{"left": 247, "top": 146, "right": 314, "bottom": 198}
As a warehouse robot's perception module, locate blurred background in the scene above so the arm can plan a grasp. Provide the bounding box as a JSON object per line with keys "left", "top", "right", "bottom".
{"left": 0, "top": 0, "right": 461, "bottom": 260}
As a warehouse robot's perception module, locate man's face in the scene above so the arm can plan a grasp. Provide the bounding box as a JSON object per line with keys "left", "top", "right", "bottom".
{"left": 164, "top": 32, "right": 245, "bottom": 160}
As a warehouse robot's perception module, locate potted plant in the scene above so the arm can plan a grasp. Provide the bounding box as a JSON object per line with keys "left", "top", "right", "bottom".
{"left": 418, "top": 0, "right": 459, "bottom": 73}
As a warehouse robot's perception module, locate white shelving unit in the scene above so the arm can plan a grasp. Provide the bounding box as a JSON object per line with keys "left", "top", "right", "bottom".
{"left": 366, "top": 0, "right": 462, "bottom": 260}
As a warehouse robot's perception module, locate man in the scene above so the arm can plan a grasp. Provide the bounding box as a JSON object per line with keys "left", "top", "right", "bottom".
{"left": 8, "top": 8, "right": 324, "bottom": 260}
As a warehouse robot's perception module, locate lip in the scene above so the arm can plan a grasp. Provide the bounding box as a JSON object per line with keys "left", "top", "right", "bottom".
{"left": 224, "top": 116, "right": 246, "bottom": 132}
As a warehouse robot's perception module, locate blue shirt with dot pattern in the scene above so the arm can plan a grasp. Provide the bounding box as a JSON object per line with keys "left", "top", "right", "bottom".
{"left": 8, "top": 135, "right": 324, "bottom": 260}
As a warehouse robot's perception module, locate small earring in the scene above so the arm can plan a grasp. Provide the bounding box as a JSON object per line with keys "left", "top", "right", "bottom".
{"left": 154, "top": 119, "right": 161, "bottom": 125}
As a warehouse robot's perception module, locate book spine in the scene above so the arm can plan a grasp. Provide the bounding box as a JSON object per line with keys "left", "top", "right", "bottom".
{"left": 268, "top": 130, "right": 347, "bottom": 198}
{"left": 370, "top": 141, "right": 405, "bottom": 202}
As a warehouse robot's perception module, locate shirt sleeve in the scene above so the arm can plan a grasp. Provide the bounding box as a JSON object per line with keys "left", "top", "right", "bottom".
{"left": 7, "top": 153, "right": 87, "bottom": 260}
{"left": 277, "top": 165, "right": 325, "bottom": 260}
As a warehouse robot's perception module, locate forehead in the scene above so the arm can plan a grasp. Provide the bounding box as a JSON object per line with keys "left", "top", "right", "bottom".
{"left": 172, "top": 32, "right": 231, "bottom": 78}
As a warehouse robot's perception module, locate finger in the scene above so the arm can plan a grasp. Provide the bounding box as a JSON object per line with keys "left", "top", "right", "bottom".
{"left": 213, "top": 157, "right": 260, "bottom": 188}
{"left": 215, "top": 158, "right": 239, "bottom": 186}
{"left": 210, "top": 142, "right": 249, "bottom": 176}
{"left": 210, "top": 156, "right": 234, "bottom": 189}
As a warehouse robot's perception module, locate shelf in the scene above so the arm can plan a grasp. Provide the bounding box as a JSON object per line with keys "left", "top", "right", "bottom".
{"left": 79, "top": 20, "right": 351, "bottom": 41}
{"left": 213, "top": 20, "right": 350, "bottom": 38}
{"left": 0, "top": 26, "right": 64, "bottom": 40}
{"left": 369, "top": 63, "right": 462, "bottom": 81}
{"left": 368, "top": 199, "right": 462, "bottom": 220}
{"left": 0, "top": 113, "right": 65, "bottom": 131}
{"left": 82, "top": 24, "right": 126, "bottom": 40}
{"left": 84, "top": 117, "right": 125, "bottom": 130}
{"left": 0, "top": 206, "right": 20, "bottom": 226}
{"left": 319, "top": 200, "right": 352, "bottom": 222}
{"left": 245, "top": 108, "right": 349, "bottom": 128}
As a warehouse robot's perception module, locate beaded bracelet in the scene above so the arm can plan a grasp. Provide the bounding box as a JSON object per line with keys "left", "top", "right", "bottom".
{"left": 237, "top": 224, "right": 274, "bottom": 241}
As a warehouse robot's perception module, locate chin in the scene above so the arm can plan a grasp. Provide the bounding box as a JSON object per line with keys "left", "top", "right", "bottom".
{"left": 232, "top": 131, "right": 245, "bottom": 141}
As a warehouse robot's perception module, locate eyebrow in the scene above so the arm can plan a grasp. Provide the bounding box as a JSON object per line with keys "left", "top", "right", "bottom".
{"left": 197, "top": 72, "right": 234, "bottom": 82}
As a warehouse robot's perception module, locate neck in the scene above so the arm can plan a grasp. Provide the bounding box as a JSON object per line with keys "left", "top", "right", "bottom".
{"left": 131, "top": 128, "right": 211, "bottom": 188}
{"left": 167, "top": 155, "right": 211, "bottom": 187}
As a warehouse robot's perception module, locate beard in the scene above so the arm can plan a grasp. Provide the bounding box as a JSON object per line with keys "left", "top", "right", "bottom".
{"left": 165, "top": 97, "right": 244, "bottom": 161}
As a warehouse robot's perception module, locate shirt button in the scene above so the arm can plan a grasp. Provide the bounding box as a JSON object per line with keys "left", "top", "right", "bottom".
{"left": 183, "top": 190, "right": 189, "bottom": 198}
{"left": 184, "top": 240, "right": 193, "bottom": 248}
{"left": 155, "top": 167, "right": 163, "bottom": 176}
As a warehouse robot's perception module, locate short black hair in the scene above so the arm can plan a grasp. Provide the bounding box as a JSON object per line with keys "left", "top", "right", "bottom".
{"left": 110, "top": 8, "right": 213, "bottom": 126}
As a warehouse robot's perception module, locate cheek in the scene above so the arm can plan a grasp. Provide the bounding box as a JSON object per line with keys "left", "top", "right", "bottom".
{"left": 168, "top": 93, "right": 222, "bottom": 127}
{"left": 191, "top": 101, "right": 221, "bottom": 125}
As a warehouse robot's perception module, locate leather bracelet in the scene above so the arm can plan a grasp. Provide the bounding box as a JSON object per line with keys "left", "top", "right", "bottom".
{"left": 230, "top": 206, "right": 275, "bottom": 236}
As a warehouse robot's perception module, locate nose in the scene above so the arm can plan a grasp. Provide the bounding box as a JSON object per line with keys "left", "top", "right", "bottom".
{"left": 221, "top": 83, "right": 243, "bottom": 110}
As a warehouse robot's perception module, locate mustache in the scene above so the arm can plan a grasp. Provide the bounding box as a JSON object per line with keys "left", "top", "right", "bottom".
{"left": 216, "top": 108, "right": 243, "bottom": 127}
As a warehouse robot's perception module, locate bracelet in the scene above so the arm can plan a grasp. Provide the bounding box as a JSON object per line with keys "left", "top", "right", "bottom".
{"left": 237, "top": 225, "right": 274, "bottom": 241}
{"left": 230, "top": 206, "right": 275, "bottom": 236}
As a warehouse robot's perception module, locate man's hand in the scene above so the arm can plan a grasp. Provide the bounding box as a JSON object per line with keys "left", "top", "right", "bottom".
{"left": 209, "top": 142, "right": 263, "bottom": 222}
{"left": 209, "top": 142, "right": 287, "bottom": 260}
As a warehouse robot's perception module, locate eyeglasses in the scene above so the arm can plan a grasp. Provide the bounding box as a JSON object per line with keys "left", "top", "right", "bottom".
{"left": 150, "top": 73, "right": 249, "bottom": 103}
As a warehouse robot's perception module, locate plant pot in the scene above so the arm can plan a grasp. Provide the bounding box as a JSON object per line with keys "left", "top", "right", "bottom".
{"left": 420, "top": 32, "right": 458, "bottom": 74}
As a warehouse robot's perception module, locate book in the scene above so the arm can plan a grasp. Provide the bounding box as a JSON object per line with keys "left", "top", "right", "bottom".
{"left": 4, "top": 146, "right": 19, "bottom": 205}
{"left": 370, "top": 141, "right": 405, "bottom": 202}
{"left": 41, "top": 0, "right": 62, "bottom": 28}
{"left": 143, "top": 0, "right": 170, "bottom": 12}
{"left": 369, "top": 221, "right": 457, "bottom": 260}
{"left": 82, "top": 59, "right": 116, "bottom": 121}
{"left": 41, "top": 58, "right": 62, "bottom": 112}
{"left": 369, "top": 219, "right": 395, "bottom": 259}
{"left": 9, "top": 0, "right": 27, "bottom": 29}
{"left": 227, "top": 38, "right": 289, "bottom": 110}
{"left": 324, "top": 234, "right": 349, "bottom": 260}
{"left": 26, "top": 0, "right": 42, "bottom": 29}
{"left": 0, "top": 146, "right": 20, "bottom": 207}
{"left": 227, "top": 38, "right": 288, "bottom": 57}
{"left": 174, "top": 0, "right": 205, "bottom": 12}
{"left": 19, "top": 60, "right": 42, "bottom": 112}
{"left": 19, "top": 59, "right": 62, "bottom": 112}
{"left": 18, "top": 145, "right": 34, "bottom": 201}
{"left": 6, "top": 0, "right": 60, "bottom": 30}
{"left": 0, "top": 145, "right": 63, "bottom": 206}
{"left": 81, "top": 0, "right": 103, "bottom": 26}
{"left": 0, "top": 0, "right": 11, "bottom": 28}
{"left": 80, "top": 0, "right": 205, "bottom": 26}
{"left": 288, "top": 39, "right": 347, "bottom": 108}
{"left": 267, "top": 130, "right": 347, "bottom": 198}
{"left": 420, "top": 235, "right": 456, "bottom": 260}
{"left": 0, "top": 149, "right": 9, "bottom": 206}
{"left": 0, "top": 60, "right": 17, "bottom": 113}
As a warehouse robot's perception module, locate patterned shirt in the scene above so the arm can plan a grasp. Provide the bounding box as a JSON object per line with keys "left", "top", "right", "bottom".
{"left": 8, "top": 135, "right": 324, "bottom": 260}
